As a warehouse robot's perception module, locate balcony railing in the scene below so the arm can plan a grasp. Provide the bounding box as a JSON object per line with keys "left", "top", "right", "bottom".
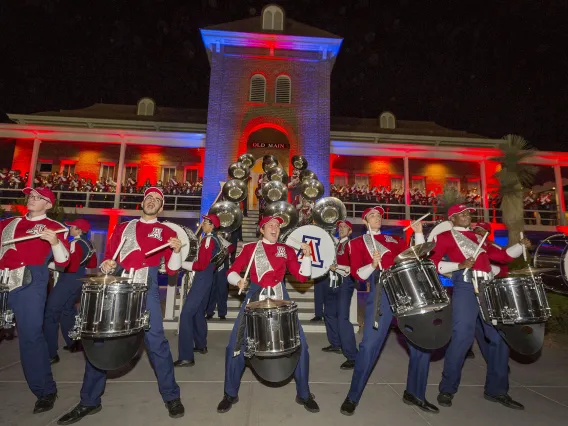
{"left": 0, "top": 189, "right": 201, "bottom": 212}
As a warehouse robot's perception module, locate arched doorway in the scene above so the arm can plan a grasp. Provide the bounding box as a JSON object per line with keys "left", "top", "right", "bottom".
{"left": 246, "top": 127, "right": 290, "bottom": 210}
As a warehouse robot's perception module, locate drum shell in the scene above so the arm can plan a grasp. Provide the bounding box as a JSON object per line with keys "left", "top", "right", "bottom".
{"left": 533, "top": 234, "right": 568, "bottom": 290}
{"left": 482, "top": 276, "right": 551, "bottom": 324}
{"left": 382, "top": 259, "right": 449, "bottom": 317}
{"left": 245, "top": 303, "right": 300, "bottom": 357}
{"left": 78, "top": 282, "right": 149, "bottom": 338}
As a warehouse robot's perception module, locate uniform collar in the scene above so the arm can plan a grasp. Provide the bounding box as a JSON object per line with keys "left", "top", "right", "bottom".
{"left": 262, "top": 238, "right": 276, "bottom": 245}
{"left": 453, "top": 226, "right": 471, "bottom": 231}
{"left": 140, "top": 217, "right": 158, "bottom": 224}
{"left": 340, "top": 236, "right": 349, "bottom": 243}
{"left": 26, "top": 213, "right": 47, "bottom": 222}
{"left": 366, "top": 229, "right": 381, "bottom": 235}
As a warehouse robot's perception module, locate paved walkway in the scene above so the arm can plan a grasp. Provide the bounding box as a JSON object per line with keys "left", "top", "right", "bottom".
{"left": 1, "top": 330, "right": 567, "bottom": 426}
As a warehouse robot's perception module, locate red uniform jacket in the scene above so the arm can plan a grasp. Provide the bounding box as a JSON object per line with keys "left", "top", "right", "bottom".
{"left": 104, "top": 219, "right": 178, "bottom": 275}
{"left": 349, "top": 233, "right": 406, "bottom": 281}
{"left": 228, "top": 241, "right": 309, "bottom": 288}
{"left": 66, "top": 237, "right": 98, "bottom": 273}
{"left": 0, "top": 215, "right": 70, "bottom": 270}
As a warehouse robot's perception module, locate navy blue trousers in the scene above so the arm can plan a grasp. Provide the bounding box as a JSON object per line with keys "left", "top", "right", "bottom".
{"left": 314, "top": 276, "right": 325, "bottom": 318}
{"left": 44, "top": 267, "right": 85, "bottom": 357}
{"left": 7, "top": 266, "right": 57, "bottom": 397}
{"left": 206, "top": 264, "right": 228, "bottom": 317}
{"left": 347, "top": 272, "right": 431, "bottom": 402}
{"left": 80, "top": 269, "right": 180, "bottom": 406}
{"left": 323, "top": 276, "right": 341, "bottom": 348}
{"left": 337, "top": 275, "right": 357, "bottom": 361}
{"left": 439, "top": 271, "right": 509, "bottom": 397}
{"left": 178, "top": 264, "right": 214, "bottom": 360}
{"left": 224, "top": 283, "right": 311, "bottom": 400}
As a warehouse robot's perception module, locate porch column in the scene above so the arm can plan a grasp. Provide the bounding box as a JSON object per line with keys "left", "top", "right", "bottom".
{"left": 403, "top": 156, "right": 410, "bottom": 220}
{"left": 113, "top": 140, "right": 127, "bottom": 208}
{"left": 554, "top": 164, "right": 566, "bottom": 226}
{"left": 480, "top": 160, "right": 490, "bottom": 222}
{"left": 29, "top": 138, "right": 41, "bottom": 187}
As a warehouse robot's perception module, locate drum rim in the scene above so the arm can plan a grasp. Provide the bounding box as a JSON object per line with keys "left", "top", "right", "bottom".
{"left": 388, "top": 258, "right": 435, "bottom": 271}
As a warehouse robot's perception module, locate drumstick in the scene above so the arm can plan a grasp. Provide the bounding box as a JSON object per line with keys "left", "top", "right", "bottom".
{"left": 239, "top": 241, "right": 259, "bottom": 295}
{"left": 112, "top": 238, "right": 126, "bottom": 261}
{"left": 365, "top": 223, "right": 383, "bottom": 270}
{"left": 403, "top": 212, "right": 431, "bottom": 231}
{"left": 1, "top": 228, "right": 67, "bottom": 246}
{"left": 463, "top": 232, "right": 488, "bottom": 278}
{"left": 145, "top": 242, "right": 187, "bottom": 257}
{"left": 520, "top": 232, "right": 527, "bottom": 262}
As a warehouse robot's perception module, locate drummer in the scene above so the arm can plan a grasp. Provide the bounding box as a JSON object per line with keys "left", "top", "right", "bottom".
{"left": 0, "top": 186, "right": 70, "bottom": 414}
{"left": 58, "top": 187, "right": 185, "bottom": 424}
{"left": 321, "top": 220, "right": 358, "bottom": 371}
{"left": 217, "top": 216, "right": 320, "bottom": 414}
{"left": 44, "top": 218, "right": 98, "bottom": 363}
{"left": 340, "top": 206, "right": 435, "bottom": 415}
{"left": 429, "top": 204, "right": 530, "bottom": 410}
{"left": 175, "top": 214, "right": 223, "bottom": 366}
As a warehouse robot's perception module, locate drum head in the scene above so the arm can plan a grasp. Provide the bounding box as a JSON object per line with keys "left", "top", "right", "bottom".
{"left": 248, "top": 348, "right": 301, "bottom": 383}
{"left": 397, "top": 307, "right": 453, "bottom": 350}
{"left": 285, "top": 225, "right": 335, "bottom": 279}
{"left": 497, "top": 322, "right": 545, "bottom": 356}
{"left": 162, "top": 221, "right": 192, "bottom": 261}
{"left": 82, "top": 332, "right": 145, "bottom": 371}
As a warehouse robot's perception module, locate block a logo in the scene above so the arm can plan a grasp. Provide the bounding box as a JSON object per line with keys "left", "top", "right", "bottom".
{"left": 296, "top": 235, "right": 324, "bottom": 269}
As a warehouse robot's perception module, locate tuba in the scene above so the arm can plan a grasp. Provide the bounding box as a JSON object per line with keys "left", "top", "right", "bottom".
{"left": 312, "top": 197, "right": 347, "bottom": 228}
{"left": 267, "top": 166, "right": 288, "bottom": 185}
{"left": 208, "top": 201, "right": 244, "bottom": 233}
{"left": 228, "top": 162, "right": 250, "bottom": 180}
{"left": 262, "top": 180, "right": 288, "bottom": 202}
{"left": 264, "top": 201, "right": 299, "bottom": 234}
{"left": 238, "top": 153, "right": 255, "bottom": 169}
{"left": 299, "top": 169, "right": 317, "bottom": 182}
{"left": 222, "top": 179, "right": 248, "bottom": 203}
{"left": 262, "top": 155, "right": 278, "bottom": 172}
{"left": 299, "top": 178, "right": 324, "bottom": 201}
{"left": 291, "top": 155, "right": 308, "bottom": 170}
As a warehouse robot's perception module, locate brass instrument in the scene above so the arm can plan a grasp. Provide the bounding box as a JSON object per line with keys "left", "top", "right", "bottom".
{"left": 228, "top": 162, "right": 250, "bottom": 180}
{"left": 312, "top": 197, "right": 347, "bottom": 228}
{"left": 222, "top": 179, "right": 248, "bottom": 203}
{"left": 264, "top": 201, "right": 299, "bottom": 234}
{"left": 299, "top": 178, "right": 324, "bottom": 201}
{"left": 262, "top": 180, "right": 288, "bottom": 202}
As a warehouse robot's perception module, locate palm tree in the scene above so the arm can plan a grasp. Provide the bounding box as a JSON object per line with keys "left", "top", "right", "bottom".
{"left": 491, "top": 134, "right": 538, "bottom": 246}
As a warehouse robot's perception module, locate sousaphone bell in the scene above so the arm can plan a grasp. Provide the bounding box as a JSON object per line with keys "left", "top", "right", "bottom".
{"left": 291, "top": 155, "right": 308, "bottom": 170}
{"left": 222, "top": 179, "right": 248, "bottom": 203}
{"left": 300, "top": 178, "right": 324, "bottom": 201}
{"left": 267, "top": 166, "right": 289, "bottom": 185}
{"left": 238, "top": 153, "right": 255, "bottom": 169}
{"left": 209, "top": 201, "right": 244, "bottom": 233}
{"left": 313, "top": 197, "right": 347, "bottom": 228}
{"left": 262, "top": 155, "right": 278, "bottom": 173}
{"left": 299, "top": 169, "right": 317, "bottom": 182}
{"left": 264, "top": 201, "right": 298, "bottom": 234}
{"left": 228, "top": 162, "right": 250, "bottom": 180}
{"left": 262, "top": 180, "right": 288, "bottom": 202}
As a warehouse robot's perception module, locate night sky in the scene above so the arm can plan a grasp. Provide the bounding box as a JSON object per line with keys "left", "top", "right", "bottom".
{"left": 1, "top": 0, "right": 566, "bottom": 151}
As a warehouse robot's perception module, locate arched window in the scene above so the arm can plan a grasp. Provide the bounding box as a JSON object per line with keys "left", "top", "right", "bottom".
{"left": 262, "top": 5, "right": 285, "bottom": 31}
{"left": 379, "top": 111, "right": 396, "bottom": 129}
{"left": 275, "top": 75, "right": 291, "bottom": 104}
{"left": 249, "top": 74, "right": 266, "bottom": 103}
{"left": 137, "top": 98, "right": 155, "bottom": 116}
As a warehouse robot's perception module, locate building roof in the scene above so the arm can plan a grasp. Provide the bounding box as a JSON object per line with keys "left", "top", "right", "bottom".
{"left": 203, "top": 16, "right": 341, "bottom": 40}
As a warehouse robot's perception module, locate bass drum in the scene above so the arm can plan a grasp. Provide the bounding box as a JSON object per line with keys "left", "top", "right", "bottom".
{"left": 284, "top": 225, "right": 335, "bottom": 279}
{"left": 533, "top": 234, "right": 568, "bottom": 295}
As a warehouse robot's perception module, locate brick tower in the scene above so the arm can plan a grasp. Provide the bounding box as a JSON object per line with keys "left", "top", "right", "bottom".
{"left": 199, "top": 4, "right": 342, "bottom": 214}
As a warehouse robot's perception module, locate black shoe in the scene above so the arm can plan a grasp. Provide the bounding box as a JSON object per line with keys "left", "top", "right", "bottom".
{"left": 219, "top": 316, "right": 226, "bottom": 320}
{"left": 295, "top": 393, "right": 320, "bottom": 413}
{"left": 322, "top": 345, "right": 342, "bottom": 353}
{"left": 57, "top": 404, "right": 102, "bottom": 424}
{"left": 340, "top": 360, "right": 356, "bottom": 370}
{"left": 34, "top": 393, "right": 57, "bottom": 414}
{"left": 173, "top": 359, "right": 195, "bottom": 367}
{"left": 484, "top": 393, "right": 524, "bottom": 410}
{"left": 165, "top": 398, "right": 185, "bottom": 418}
{"left": 206, "top": 314, "right": 214, "bottom": 320}
{"left": 63, "top": 342, "right": 82, "bottom": 353}
{"left": 50, "top": 355, "right": 60, "bottom": 365}
{"left": 194, "top": 347, "right": 208, "bottom": 354}
{"left": 437, "top": 392, "right": 453, "bottom": 407}
{"left": 310, "top": 316, "right": 323, "bottom": 322}
{"left": 403, "top": 391, "right": 439, "bottom": 413}
{"left": 217, "top": 394, "right": 239, "bottom": 413}
{"left": 466, "top": 349, "right": 475, "bottom": 359}
{"left": 340, "top": 398, "right": 357, "bottom": 416}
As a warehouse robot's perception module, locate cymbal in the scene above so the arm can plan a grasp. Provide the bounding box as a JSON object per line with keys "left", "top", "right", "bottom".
{"left": 246, "top": 298, "right": 292, "bottom": 310}
{"left": 394, "top": 242, "right": 436, "bottom": 263}
{"left": 509, "top": 267, "right": 557, "bottom": 276}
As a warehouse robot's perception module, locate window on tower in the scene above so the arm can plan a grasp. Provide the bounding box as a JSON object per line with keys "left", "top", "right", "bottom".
{"left": 249, "top": 74, "right": 266, "bottom": 103}
{"left": 137, "top": 97, "right": 156, "bottom": 116}
{"left": 262, "top": 5, "right": 284, "bottom": 31}
{"left": 275, "top": 75, "right": 291, "bottom": 104}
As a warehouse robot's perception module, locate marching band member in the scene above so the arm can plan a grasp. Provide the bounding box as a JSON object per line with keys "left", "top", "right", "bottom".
{"left": 321, "top": 220, "right": 358, "bottom": 370}
{"left": 206, "top": 236, "right": 235, "bottom": 320}
{"left": 430, "top": 204, "right": 530, "bottom": 410}
{"left": 340, "top": 206, "right": 435, "bottom": 415}
{"left": 175, "top": 214, "right": 223, "bottom": 366}
{"left": 44, "top": 219, "right": 97, "bottom": 363}
{"left": 58, "top": 187, "right": 184, "bottom": 424}
{"left": 0, "top": 187, "right": 70, "bottom": 413}
{"left": 217, "top": 216, "right": 320, "bottom": 414}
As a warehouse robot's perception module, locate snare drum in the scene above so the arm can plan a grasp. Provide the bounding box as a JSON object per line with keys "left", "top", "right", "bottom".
{"left": 0, "top": 286, "right": 14, "bottom": 329}
{"left": 70, "top": 276, "right": 150, "bottom": 339}
{"left": 482, "top": 275, "right": 551, "bottom": 325}
{"left": 382, "top": 259, "right": 450, "bottom": 317}
{"left": 244, "top": 298, "right": 301, "bottom": 358}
